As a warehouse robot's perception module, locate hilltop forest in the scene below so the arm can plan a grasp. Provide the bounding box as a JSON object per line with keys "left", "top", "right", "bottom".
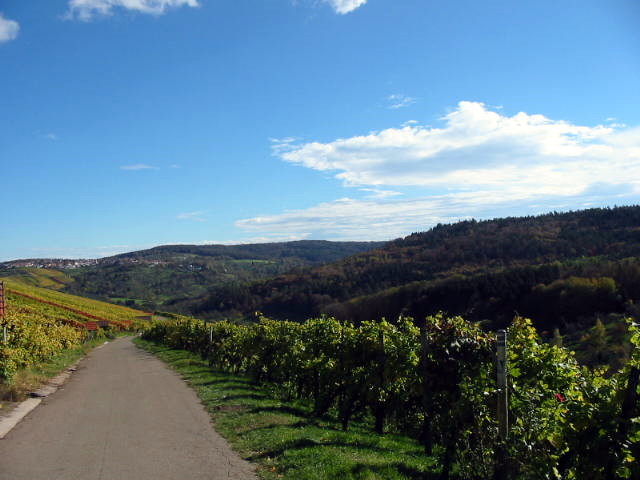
{"left": 165, "top": 206, "right": 640, "bottom": 367}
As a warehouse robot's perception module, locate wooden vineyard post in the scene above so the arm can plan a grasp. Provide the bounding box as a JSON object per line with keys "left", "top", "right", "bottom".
{"left": 419, "top": 321, "right": 433, "bottom": 454}
{"left": 494, "top": 329, "right": 510, "bottom": 480}
{"left": 0, "top": 281, "right": 5, "bottom": 319}
{"left": 0, "top": 281, "right": 6, "bottom": 345}
{"left": 374, "top": 328, "right": 386, "bottom": 434}
{"left": 496, "top": 329, "right": 509, "bottom": 439}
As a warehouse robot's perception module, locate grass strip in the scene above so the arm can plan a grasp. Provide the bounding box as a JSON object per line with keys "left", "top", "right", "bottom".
{"left": 134, "top": 338, "right": 440, "bottom": 480}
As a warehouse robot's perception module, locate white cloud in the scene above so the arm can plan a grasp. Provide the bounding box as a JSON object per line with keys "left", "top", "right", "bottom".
{"left": 177, "top": 211, "right": 206, "bottom": 222}
{"left": 324, "top": 0, "right": 367, "bottom": 14}
{"left": 65, "top": 0, "right": 199, "bottom": 21}
{"left": 251, "top": 101, "right": 640, "bottom": 239}
{"left": 45, "top": 133, "right": 58, "bottom": 141}
{"left": 236, "top": 188, "right": 640, "bottom": 241}
{"left": 269, "top": 137, "right": 299, "bottom": 156}
{"left": 387, "top": 94, "right": 416, "bottom": 110}
{"left": 359, "top": 188, "right": 403, "bottom": 199}
{"left": 274, "top": 101, "right": 640, "bottom": 194}
{"left": 200, "top": 234, "right": 311, "bottom": 245}
{"left": 236, "top": 194, "right": 490, "bottom": 241}
{"left": 0, "top": 13, "right": 19, "bottom": 43}
{"left": 120, "top": 163, "right": 155, "bottom": 170}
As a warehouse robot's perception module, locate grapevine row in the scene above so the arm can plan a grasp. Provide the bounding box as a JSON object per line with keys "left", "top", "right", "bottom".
{"left": 0, "top": 281, "right": 145, "bottom": 384}
{"left": 7, "top": 289, "right": 131, "bottom": 330}
{"left": 5, "top": 280, "right": 146, "bottom": 323}
{"left": 0, "top": 292, "right": 85, "bottom": 382}
{"left": 143, "top": 314, "right": 640, "bottom": 479}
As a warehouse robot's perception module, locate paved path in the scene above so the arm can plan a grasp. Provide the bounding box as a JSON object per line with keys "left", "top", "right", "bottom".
{"left": 0, "top": 337, "right": 256, "bottom": 480}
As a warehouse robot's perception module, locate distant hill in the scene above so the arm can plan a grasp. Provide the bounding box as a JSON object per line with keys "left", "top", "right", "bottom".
{"left": 179, "top": 206, "right": 640, "bottom": 367}
{"left": 1, "top": 240, "right": 385, "bottom": 311}
{"left": 105, "top": 241, "right": 385, "bottom": 264}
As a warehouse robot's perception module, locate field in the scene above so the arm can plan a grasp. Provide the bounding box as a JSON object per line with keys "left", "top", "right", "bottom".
{"left": 2, "top": 268, "right": 74, "bottom": 291}
{"left": 3, "top": 278, "right": 149, "bottom": 323}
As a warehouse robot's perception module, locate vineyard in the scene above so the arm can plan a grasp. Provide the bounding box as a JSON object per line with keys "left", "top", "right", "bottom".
{"left": 0, "top": 279, "right": 146, "bottom": 382}
{"left": 143, "top": 314, "right": 640, "bottom": 480}
{"left": 4, "top": 279, "right": 147, "bottom": 324}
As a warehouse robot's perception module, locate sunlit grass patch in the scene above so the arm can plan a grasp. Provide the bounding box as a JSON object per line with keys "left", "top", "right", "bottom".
{"left": 135, "top": 338, "right": 439, "bottom": 480}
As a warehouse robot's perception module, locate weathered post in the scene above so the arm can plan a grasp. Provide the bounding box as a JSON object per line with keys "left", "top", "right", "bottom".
{"left": 497, "top": 329, "right": 508, "bottom": 439}
{"left": 494, "top": 329, "right": 509, "bottom": 480}
{"left": 0, "top": 281, "right": 5, "bottom": 320}
{"left": 374, "top": 327, "right": 387, "bottom": 434}
{"left": 0, "top": 281, "right": 6, "bottom": 345}
{"left": 419, "top": 321, "right": 433, "bottom": 454}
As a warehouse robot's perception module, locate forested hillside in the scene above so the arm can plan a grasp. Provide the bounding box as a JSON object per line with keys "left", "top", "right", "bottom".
{"left": 0, "top": 241, "right": 384, "bottom": 311}
{"left": 179, "top": 206, "right": 640, "bottom": 366}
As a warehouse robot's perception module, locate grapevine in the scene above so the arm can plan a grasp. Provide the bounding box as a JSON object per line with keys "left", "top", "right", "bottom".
{"left": 142, "top": 313, "right": 640, "bottom": 478}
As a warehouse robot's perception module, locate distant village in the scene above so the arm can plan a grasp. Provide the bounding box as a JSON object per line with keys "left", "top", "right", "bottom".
{"left": 0, "top": 258, "right": 100, "bottom": 269}
{"left": 0, "top": 257, "right": 172, "bottom": 270}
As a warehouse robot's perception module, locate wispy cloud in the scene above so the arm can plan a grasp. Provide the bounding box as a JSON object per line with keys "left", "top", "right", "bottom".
{"left": 270, "top": 137, "right": 300, "bottom": 156}
{"left": 236, "top": 195, "right": 476, "bottom": 241}
{"left": 387, "top": 94, "right": 416, "bottom": 110}
{"left": 0, "top": 13, "right": 19, "bottom": 43}
{"left": 251, "top": 101, "right": 640, "bottom": 239}
{"left": 359, "top": 188, "right": 403, "bottom": 199}
{"left": 65, "top": 0, "right": 199, "bottom": 21}
{"left": 120, "top": 163, "right": 155, "bottom": 171}
{"left": 27, "top": 244, "right": 140, "bottom": 259}
{"left": 44, "top": 133, "right": 58, "bottom": 141}
{"left": 236, "top": 189, "right": 640, "bottom": 241}
{"left": 200, "top": 234, "right": 310, "bottom": 245}
{"left": 177, "top": 211, "right": 206, "bottom": 222}
{"left": 323, "top": 0, "right": 367, "bottom": 14}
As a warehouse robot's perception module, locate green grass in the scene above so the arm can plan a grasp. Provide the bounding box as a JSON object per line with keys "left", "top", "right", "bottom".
{"left": 134, "top": 338, "right": 440, "bottom": 480}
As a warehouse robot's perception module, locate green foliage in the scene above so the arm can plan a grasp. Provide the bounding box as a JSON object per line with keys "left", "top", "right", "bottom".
{"left": 142, "top": 313, "right": 640, "bottom": 478}
{"left": 135, "top": 338, "right": 440, "bottom": 480}
{"left": 0, "top": 292, "right": 84, "bottom": 381}
{"left": 0, "top": 268, "right": 73, "bottom": 290}
{"left": 0, "top": 280, "right": 144, "bottom": 382}
{"left": 527, "top": 276, "right": 622, "bottom": 328}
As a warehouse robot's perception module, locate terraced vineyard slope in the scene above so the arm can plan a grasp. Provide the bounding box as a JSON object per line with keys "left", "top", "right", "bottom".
{"left": 0, "top": 279, "right": 146, "bottom": 382}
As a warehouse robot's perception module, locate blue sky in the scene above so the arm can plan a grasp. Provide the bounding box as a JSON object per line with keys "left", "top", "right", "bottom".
{"left": 1, "top": 0, "right": 639, "bottom": 261}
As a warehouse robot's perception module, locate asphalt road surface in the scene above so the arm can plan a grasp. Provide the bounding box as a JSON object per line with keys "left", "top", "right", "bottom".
{"left": 0, "top": 337, "right": 256, "bottom": 480}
